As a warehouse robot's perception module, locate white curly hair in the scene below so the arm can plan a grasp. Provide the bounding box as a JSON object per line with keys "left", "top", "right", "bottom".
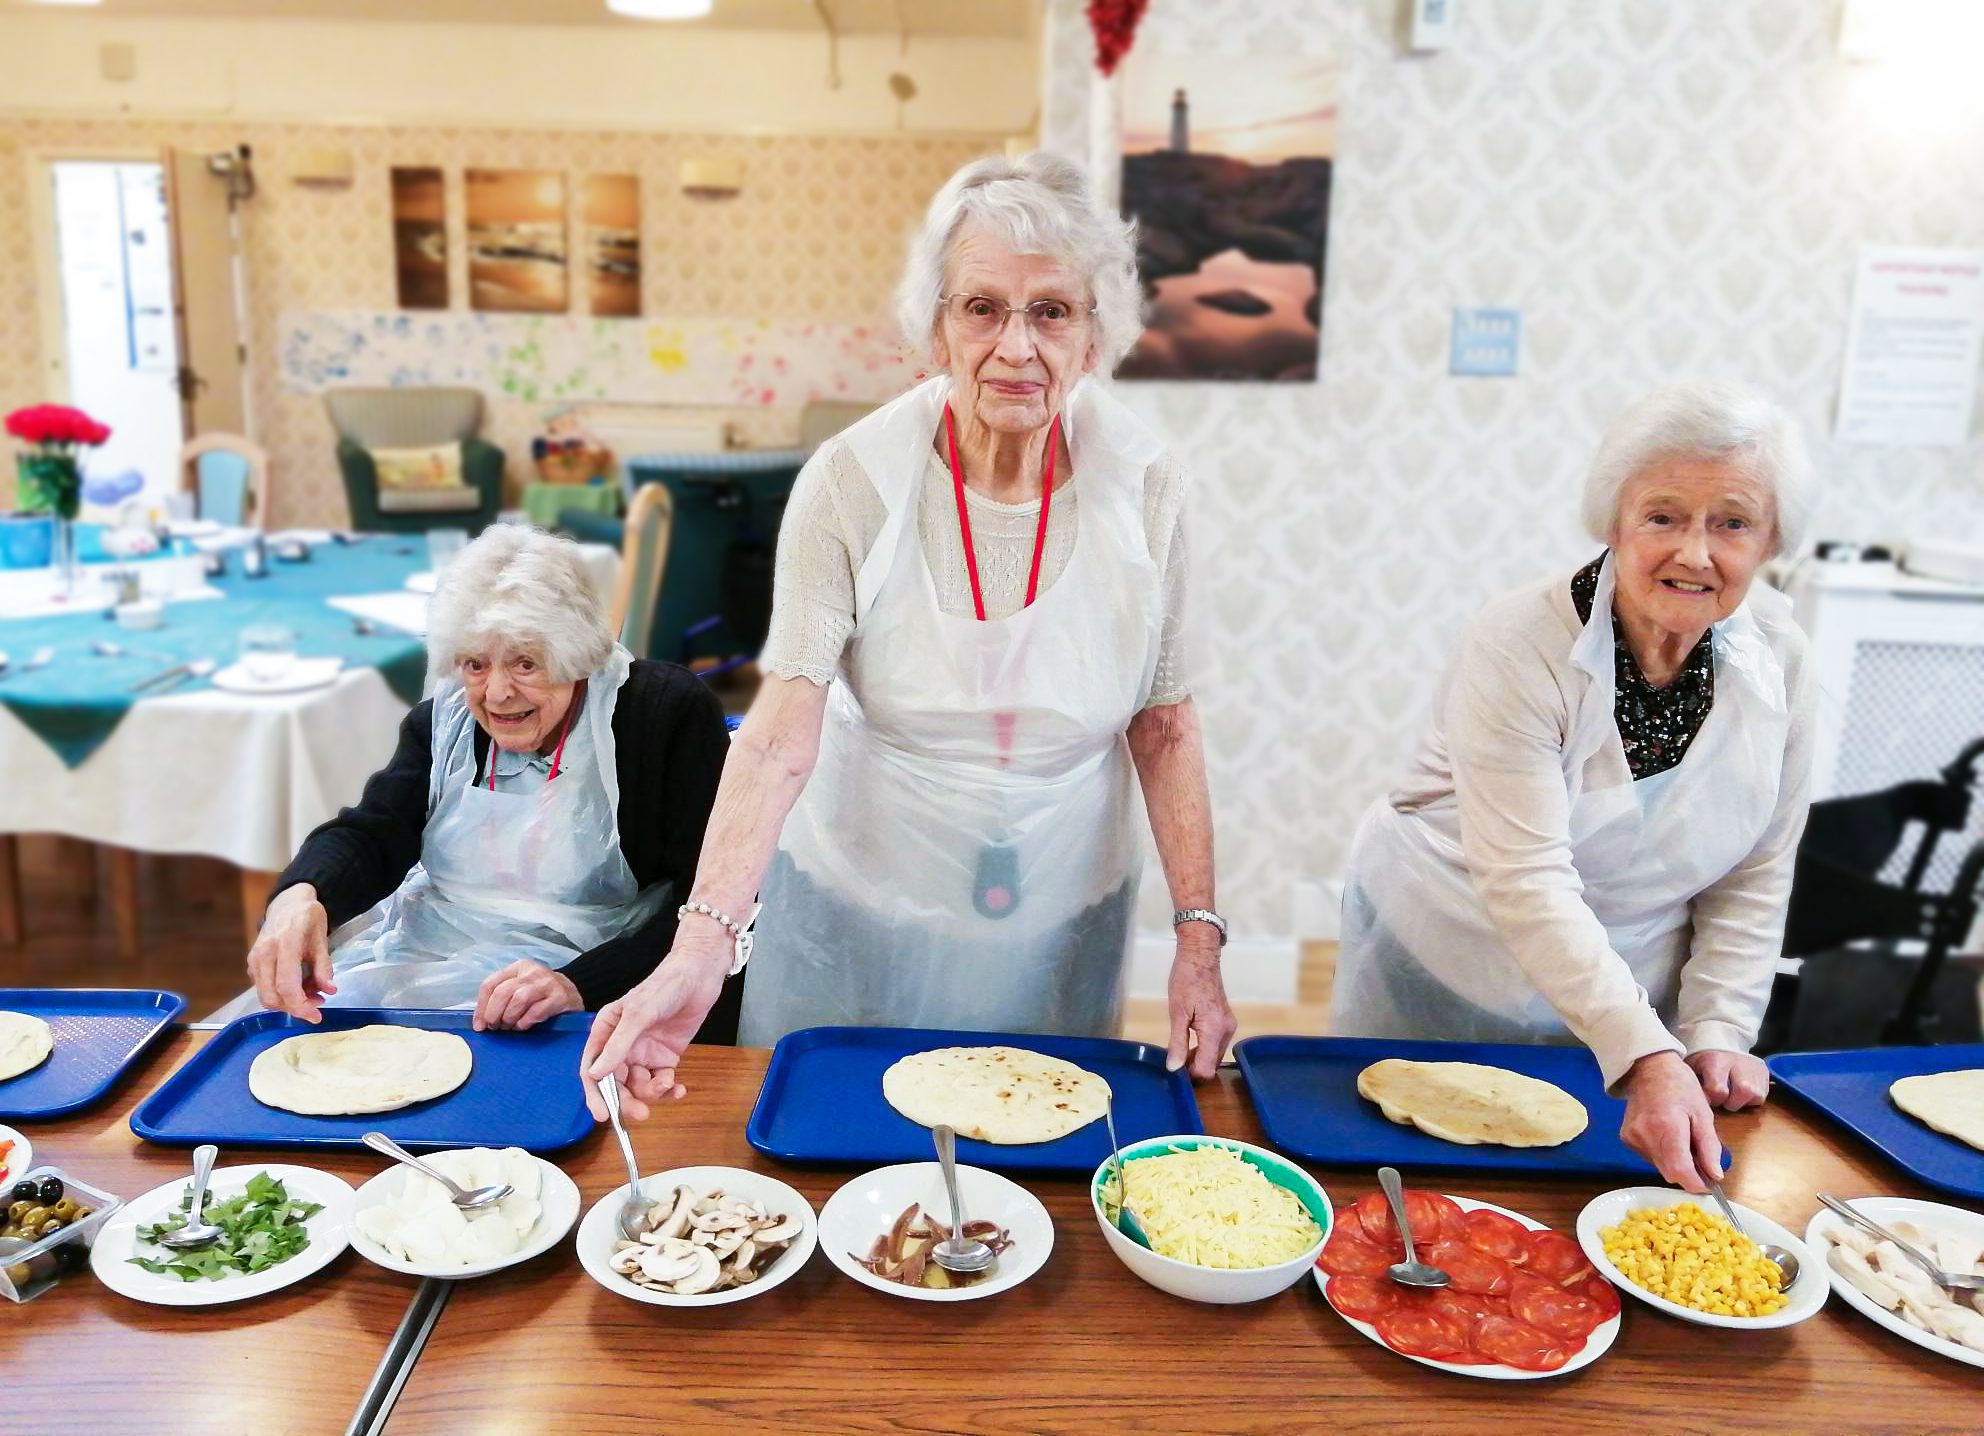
{"left": 896, "top": 151, "right": 1144, "bottom": 372}
{"left": 1583, "top": 379, "right": 1816, "bottom": 558}
{"left": 425, "top": 524, "right": 613, "bottom": 684}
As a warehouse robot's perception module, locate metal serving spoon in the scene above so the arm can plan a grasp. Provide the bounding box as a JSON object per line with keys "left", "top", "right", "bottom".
{"left": 1102, "top": 1091, "right": 1152, "bottom": 1249}
{"left": 1708, "top": 1179, "right": 1801, "bottom": 1286}
{"left": 594, "top": 1074, "right": 648, "bottom": 1242}
{"left": 1817, "top": 1193, "right": 1981, "bottom": 1292}
{"left": 362, "top": 1131, "right": 511, "bottom": 1211}
{"left": 157, "top": 1144, "right": 226, "bottom": 1249}
{"left": 930, "top": 1125, "right": 995, "bottom": 1275}
{"left": 1379, "top": 1165, "right": 1450, "bottom": 1289}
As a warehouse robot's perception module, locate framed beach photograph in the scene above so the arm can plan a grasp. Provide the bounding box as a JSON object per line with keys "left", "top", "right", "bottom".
{"left": 581, "top": 174, "right": 641, "bottom": 318}
{"left": 390, "top": 166, "right": 447, "bottom": 310}
{"left": 1117, "top": 53, "right": 1337, "bottom": 382}
{"left": 466, "top": 168, "right": 569, "bottom": 313}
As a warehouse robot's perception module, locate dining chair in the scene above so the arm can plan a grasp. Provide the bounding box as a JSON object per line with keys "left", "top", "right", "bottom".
{"left": 609, "top": 480, "right": 673, "bottom": 658}
{"left": 179, "top": 433, "right": 271, "bottom": 529}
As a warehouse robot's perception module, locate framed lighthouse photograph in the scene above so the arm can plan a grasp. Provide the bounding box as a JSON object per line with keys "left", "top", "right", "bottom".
{"left": 1116, "top": 53, "right": 1337, "bottom": 382}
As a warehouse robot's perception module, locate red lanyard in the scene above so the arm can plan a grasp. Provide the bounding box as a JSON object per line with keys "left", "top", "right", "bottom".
{"left": 943, "top": 403, "right": 1059, "bottom": 621}
{"left": 486, "top": 693, "right": 575, "bottom": 789}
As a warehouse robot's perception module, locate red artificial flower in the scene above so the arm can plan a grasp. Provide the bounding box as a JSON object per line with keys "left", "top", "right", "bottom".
{"left": 4, "top": 403, "right": 112, "bottom": 448}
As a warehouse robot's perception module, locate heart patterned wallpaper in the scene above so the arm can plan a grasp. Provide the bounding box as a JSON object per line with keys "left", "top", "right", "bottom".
{"left": 1041, "top": 0, "right": 1984, "bottom": 950}
{"left": 0, "top": 119, "right": 987, "bottom": 528}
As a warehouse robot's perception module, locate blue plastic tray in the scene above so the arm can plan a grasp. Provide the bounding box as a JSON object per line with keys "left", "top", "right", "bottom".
{"left": 0, "top": 988, "right": 186, "bottom": 1120}
{"left": 1768, "top": 1045, "right": 1984, "bottom": 1201}
{"left": 130, "top": 1008, "right": 594, "bottom": 1152}
{"left": 1234, "top": 1035, "right": 1656, "bottom": 1179}
{"left": 746, "top": 1025, "right": 1203, "bottom": 1174}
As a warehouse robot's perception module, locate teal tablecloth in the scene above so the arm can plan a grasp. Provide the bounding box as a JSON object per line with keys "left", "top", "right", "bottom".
{"left": 0, "top": 538, "right": 430, "bottom": 769}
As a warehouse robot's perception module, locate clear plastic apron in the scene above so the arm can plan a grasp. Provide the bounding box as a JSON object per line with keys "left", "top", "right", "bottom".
{"left": 1332, "top": 553, "right": 1791, "bottom": 1042}
{"left": 737, "top": 376, "right": 1164, "bottom": 1046}
{"left": 220, "top": 645, "right": 665, "bottom": 1017}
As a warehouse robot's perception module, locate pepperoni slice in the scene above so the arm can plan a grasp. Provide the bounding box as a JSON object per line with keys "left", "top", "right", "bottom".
{"left": 1352, "top": 1192, "right": 1407, "bottom": 1257}
{"left": 1462, "top": 1208, "right": 1533, "bottom": 1264}
{"left": 1428, "top": 1288, "right": 1503, "bottom": 1327}
{"left": 1414, "top": 1191, "right": 1468, "bottom": 1244}
{"left": 1319, "top": 1227, "right": 1395, "bottom": 1278}
{"left": 1525, "top": 1230, "right": 1596, "bottom": 1284}
{"left": 1472, "top": 1314, "right": 1577, "bottom": 1372}
{"left": 1373, "top": 1306, "right": 1473, "bottom": 1362}
{"left": 1508, "top": 1269, "right": 1606, "bottom": 1340}
{"left": 1325, "top": 1273, "right": 1400, "bottom": 1323}
{"left": 1425, "top": 1237, "right": 1514, "bottom": 1296}
{"left": 1566, "top": 1270, "right": 1621, "bottom": 1321}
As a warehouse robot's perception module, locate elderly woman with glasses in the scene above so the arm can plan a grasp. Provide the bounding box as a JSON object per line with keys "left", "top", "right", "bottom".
{"left": 1331, "top": 380, "right": 1819, "bottom": 1192}
{"left": 233, "top": 526, "right": 735, "bottom": 1037}
{"left": 580, "top": 152, "right": 1235, "bottom": 1119}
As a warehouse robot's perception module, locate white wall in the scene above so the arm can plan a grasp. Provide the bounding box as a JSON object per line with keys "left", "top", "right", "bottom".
{"left": 1042, "top": 0, "right": 1984, "bottom": 961}
{"left": 0, "top": 12, "right": 1037, "bottom": 137}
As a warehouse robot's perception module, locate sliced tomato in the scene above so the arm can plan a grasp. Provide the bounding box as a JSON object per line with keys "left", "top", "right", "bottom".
{"left": 1319, "top": 1227, "right": 1395, "bottom": 1278}
{"left": 1326, "top": 1273, "right": 1400, "bottom": 1322}
{"left": 1507, "top": 1269, "right": 1606, "bottom": 1340}
{"left": 1566, "top": 1270, "right": 1621, "bottom": 1321}
{"left": 1373, "top": 1306, "right": 1473, "bottom": 1362}
{"left": 1524, "top": 1230, "right": 1596, "bottom": 1284}
{"left": 1461, "top": 1207, "right": 1533, "bottom": 1264}
{"left": 1425, "top": 1237, "right": 1514, "bottom": 1297}
{"left": 1472, "top": 1314, "right": 1577, "bottom": 1372}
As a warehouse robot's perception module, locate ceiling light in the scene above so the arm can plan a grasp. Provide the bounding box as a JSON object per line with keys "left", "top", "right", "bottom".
{"left": 30, "top": 1, "right": 106, "bottom": 7}
{"left": 606, "top": 0, "right": 714, "bottom": 19}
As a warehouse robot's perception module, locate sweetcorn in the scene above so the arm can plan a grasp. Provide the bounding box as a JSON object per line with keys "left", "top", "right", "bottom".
{"left": 1599, "top": 1202, "right": 1787, "bottom": 1317}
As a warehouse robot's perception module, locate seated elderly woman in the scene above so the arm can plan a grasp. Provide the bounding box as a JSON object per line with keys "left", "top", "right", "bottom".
{"left": 1331, "top": 380, "right": 1817, "bottom": 1192}
{"left": 232, "top": 525, "right": 734, "bottom": 1036}
{"left": 580, "top": 151, "right": 1236, "bottom": 1120}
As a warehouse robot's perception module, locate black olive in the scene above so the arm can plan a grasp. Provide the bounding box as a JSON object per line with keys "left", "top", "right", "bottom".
{"left": 35, "top": 1176, "right": 63, "bottom": 1206}
{"left": 54, "top": 1240, "right": 87, "bottom": 1271}
{"left": 10, "top": 1180, "right": 36, "bottom": 1203}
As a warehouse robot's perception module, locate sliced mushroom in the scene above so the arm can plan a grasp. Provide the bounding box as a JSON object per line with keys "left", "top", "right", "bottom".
{"left": 609, "top": 1246, "right": 645, "bottom": 1275}
{"left": 654, "top": 1185, "right": 697, "bottom": 1242}
{"left": 691, "top": 1210, "right": 752, "bottom": 1234}
{"left": 728, "top": 1238, "right": 759, "bottom": 1274}
{"left": 638, "top": 1244, "right": 703, "bottom": 1285}
{"left": 752, "top": 1214, "right": 802, "bottom": 1244}
{"left": 670, "top": 1245, "right": 724, "bottom": 1295}
{"left": 710, "top": 1229, "right": 749, "bottom": 1260}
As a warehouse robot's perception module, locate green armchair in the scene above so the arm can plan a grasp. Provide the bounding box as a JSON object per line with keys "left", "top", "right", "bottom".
{"left": 325, "top": 387, "right": 505, "bottom": 535}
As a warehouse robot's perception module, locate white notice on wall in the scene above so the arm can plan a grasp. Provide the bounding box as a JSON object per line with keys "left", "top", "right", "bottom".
{"left": 1835, "top": 246, "right": 1984, "bottom": 446}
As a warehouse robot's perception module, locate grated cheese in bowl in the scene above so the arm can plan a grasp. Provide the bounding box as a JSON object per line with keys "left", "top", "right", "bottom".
{"left": 1112, "top": 1144, "right": 1323, "bottom": 1270}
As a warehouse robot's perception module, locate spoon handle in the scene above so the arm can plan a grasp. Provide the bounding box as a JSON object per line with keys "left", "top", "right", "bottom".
{"left": 187, "top": 1143, "right": 218, "bottom": 1224}
{"left": 597, "top": 1074, "right": 642, "bottom": 1195}
{"left": 1706, "top": 1180, "right": 1751, "bottom": 1242}
{"left": 1818, "top": 1193, "right": 1949, "bottom": 1285}
{"left": 934, "top": 1124, "right": 966, "bottom": 1242}
{"left": 363, "top": 1130, "right": 471, "bottom": 1199}
{"left": 1378, "top": 1166, "right": 1419, "bottom": 1265}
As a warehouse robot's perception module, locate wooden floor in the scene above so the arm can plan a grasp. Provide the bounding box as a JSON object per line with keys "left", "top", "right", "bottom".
{"left": 2, "top": 835, "right": 1340, "bottom": 1035}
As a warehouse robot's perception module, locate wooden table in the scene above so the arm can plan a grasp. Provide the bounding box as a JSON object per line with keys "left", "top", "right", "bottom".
{"left": 383, "top": 1046, "right": 1982, "bottom": 1436}
{"left": 6, "top": 1032, "right": 424, "bottom": 1436}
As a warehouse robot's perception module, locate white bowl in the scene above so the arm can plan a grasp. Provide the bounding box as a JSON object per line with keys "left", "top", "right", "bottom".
{"left": 818, "top": 1161, "right": 1053, "bottom": 1303}
{"left": 1089, "top": 1135, "right": 1331, "bottom": 1305}
{"left": 344, "top": 1154, "right": 580, "bottom": 1280}
{"left": 1806, "top": 1195, "right": 1984, "bottom": 1371}
{"left": 115, "top": 599, "right": 163, "bottom": 630}
{"left": 0, "top": 1125, "right": 32, "bottom": 1188}
{"left": 1576, "top": 1186, "right": 1827, "bottom": 1330}
{"left": 576, "top": 1165, "right": 816, "bottom": 1308}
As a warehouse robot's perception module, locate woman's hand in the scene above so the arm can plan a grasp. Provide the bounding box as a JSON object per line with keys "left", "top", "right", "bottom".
{"left": 1686, "top": 1049, "right": 1771, "bottom": 1112}
{"left": 246, "top": 883, "right": 336, "bottom": 1022}
{"left": 473, "top": 960, "right": 582, "bottom": 1032}
{"left": 1620, "top": 1050, "right": 1725, "bottom": 1192}
{"left": 1166, "top": 932, "right": 1236, "bottom": 1080}
{"left": 579, "top": 928, "right": 731, "bottom": 1121}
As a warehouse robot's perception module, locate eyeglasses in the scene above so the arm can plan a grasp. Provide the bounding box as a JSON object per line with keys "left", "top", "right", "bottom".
{"left": 941, "top": 292, "right": 1096, "bottom": 340}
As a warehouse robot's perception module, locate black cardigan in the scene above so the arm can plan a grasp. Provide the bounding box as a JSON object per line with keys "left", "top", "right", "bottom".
{"left": 273, "top": 658, "right": 742, "bottom": 1040}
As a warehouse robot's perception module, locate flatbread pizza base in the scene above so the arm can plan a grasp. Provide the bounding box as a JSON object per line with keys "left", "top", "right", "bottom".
{"left": 248, "top": 1024, "right": 472, "bottom": 1116}
{"left": 882, "top": 1045, "right": 1110, "bottom": 1145}
{"left": 1891, "top": 1070, "right": 1984, "bottom": 1154}
{"left": 1357, "top": 1058, "right": 1588, "bottom": 1149}
{"left": 0, "top": 1011, "right": 55, "bottom": 1084}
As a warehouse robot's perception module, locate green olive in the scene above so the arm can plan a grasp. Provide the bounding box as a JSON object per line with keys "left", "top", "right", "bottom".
{"left": 6, "top": 1200, "right": 28, "bottom": 1224}
{"left": 19, "top": 1206, "right": 47, "bottom": 1230}
{"left": 3, "top": 1262, "right": 30, "bottom": 1287}
{"left": 73, "top": 1205, "right": 94, "bottom": 1221}
{"left": 51, "top": 1198, "right": 77, "bottom": 1220}
{"left": 35, "top": 1218, "right": 63, "bottom": 1238}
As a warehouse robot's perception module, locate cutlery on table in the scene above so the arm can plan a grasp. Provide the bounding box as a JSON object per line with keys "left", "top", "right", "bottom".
{"left": 1102, "top": 1091, "right": 1152, "bottom": 1249}
{"left": 1378, "top": 1164, "right": 1450, "bottom": 1289}
{"left": 596, "top": 1073, "right": 648, "bottom": 1242}
{"left": 156, "top": 1144, "right": 225, "bottom": 1250}
{"left": 1817, "top": 1193, "right": 1980, "bottom": 1292}
{"left": 0, "top": 648, "right": 53, "bottom": 681}
{"left": 129, "top": 658, "right": 216, "bottom": 694}
{"left": 361, "top": 1131, "right": 512, "bottom": 1210}
{"left": 1708, "top": 1179, "right": 1802, "bottom": 1286}
{"left": 91, "top": 639, "right": 174, "bottom": 663}
{"left": 930, "top": 1124, "right": 995, "bottom": 1275}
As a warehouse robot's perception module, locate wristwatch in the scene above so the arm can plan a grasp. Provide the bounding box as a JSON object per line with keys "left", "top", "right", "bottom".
{"left": 678, "top": 900, "right": 761, "bottom": 976}
{"left": 1172, "top": 907, "right": 1228, "bottom": 948}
